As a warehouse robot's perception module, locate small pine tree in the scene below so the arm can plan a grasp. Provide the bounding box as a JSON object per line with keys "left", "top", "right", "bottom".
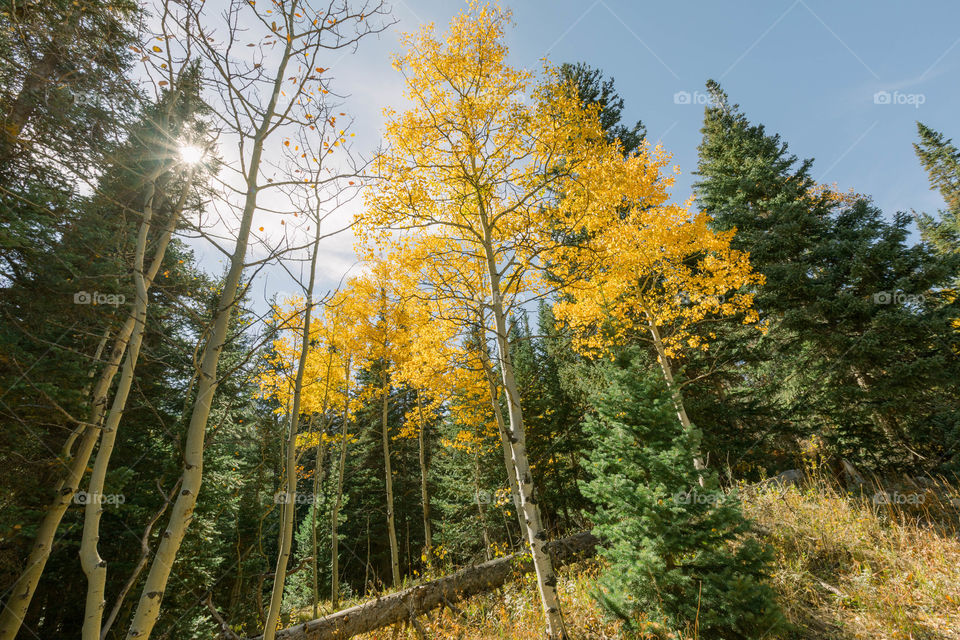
{"left": 914, "top": 122, "right": 960, "bottom": 274}
{"left": 582, "top": 351, "right": 785, "bottom": 639}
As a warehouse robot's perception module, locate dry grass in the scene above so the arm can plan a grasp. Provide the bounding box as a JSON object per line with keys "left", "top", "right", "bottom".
{"left": 742, "top": 475, "right": 960, "bottom": 640}
{"left": 323, "top": 560, "right": 621, "bottom": 640}
{"left": 294, "top": 476, "right": 960, "bottom": 640}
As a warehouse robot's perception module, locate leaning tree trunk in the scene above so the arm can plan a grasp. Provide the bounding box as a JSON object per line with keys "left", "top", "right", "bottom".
{"left": 123, "top": 118, "right": 271, "bottom": 640}
{"left": 381, "top": 368, "right": 401, "bottom": 588}
{"left": 250, "top": 531, "right": 598, "bottom": 640}
{"left": 478, "top": 340, "right": 525, "bottom": 535}
{"left": 80, "top": 169, "right": 195, "bottom": 640}
{"left": 263, "top": 219, "right": 323, "bottom": 640}
{"left": 643, "top": 308, "right": 706, "bottom": 487}
{"left": 0, "top": 157, "right": 169, "bottom": 640}
{"left": 122, "top": 13, "right": 309, "bottom": 634}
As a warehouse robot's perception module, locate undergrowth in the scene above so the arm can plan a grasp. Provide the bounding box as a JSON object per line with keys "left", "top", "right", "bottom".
{"left": 294, "top": 475, "right": 960, "bottom": 639}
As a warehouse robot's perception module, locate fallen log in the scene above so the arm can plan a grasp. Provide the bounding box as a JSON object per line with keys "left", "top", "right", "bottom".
{"left": 251, "top": 531, "right": 599, "bottom": 640}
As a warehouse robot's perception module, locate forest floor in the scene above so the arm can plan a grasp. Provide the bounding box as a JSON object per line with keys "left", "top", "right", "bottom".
{"left": 294, "top": 476, "right": 960, "bottom": 640}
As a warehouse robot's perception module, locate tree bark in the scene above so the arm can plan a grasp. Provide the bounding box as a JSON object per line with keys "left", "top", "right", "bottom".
{"left": 248, "top": 532, "right": 597, "bottom": 640}
{"left": 480, "top": 232, "right": 567, "bottom": 639}
{"left": 381, "top": 368, "right": 401, "bottom": 588}
{"left": 263, "top": 219, "right": 323, "bottom": 640}
{"left": 478, "top": 339, "right": 525, "bottom": 535}
{"left": 644, "top": 309, "right": 706, "bottom": 487}
{"left": 123, "top": 92, "right": 277, "bottom": 640}
{"left": 310, "top": 421, "right": 322, "bottom": 621}
{"left": 80, "top": 166, "right": 195, "bottom": 640}
{"left": 415, "top": 390, "right": 432, "bottom": 563}
{"left": 330, "top": 358, "right": 350, "bottom": 608}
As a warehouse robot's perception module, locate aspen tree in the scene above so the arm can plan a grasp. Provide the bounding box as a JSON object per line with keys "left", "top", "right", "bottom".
{"left": 363, "top": 6, "right": 655, "bottom": 635}
{"left": 122, "top": 1, "right": 388, "bottom": 636}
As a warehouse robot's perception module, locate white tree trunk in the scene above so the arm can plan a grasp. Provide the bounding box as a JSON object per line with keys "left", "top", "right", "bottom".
{"left": 481, "top": 241, "right": 567, "bottom": 639}
{"left": 263, "top": 219, "right": 323, "bottom": 640}
{"left": 310, "top": 423, "right": 322, "bottom": 620}
{"left": 381, "top": 369, "right": 401, "bottom": 587}
{"left": 330, "top": 358, "right": 350, "bottom": 608}
{"left": 644, "top": 311, "right": 706, "bottom": 487}
{"left": 80, "top": 170, "right": 194, "bottom": 640}
{"left": 415, "top": 391, "right": 432, "bottom": 562}
{"left": 123, "top": 124, "right": 271, "bottom": 640}
{"left": 478, "top": 341, "right": 525, "bottom": 533}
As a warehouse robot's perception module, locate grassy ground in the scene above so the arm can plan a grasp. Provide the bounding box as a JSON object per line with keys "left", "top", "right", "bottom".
{"left": 294, "top": 476, "right": 960, "bottom": 639}
{"left": 743, "top": 476, "right": 960, "bottom": 640}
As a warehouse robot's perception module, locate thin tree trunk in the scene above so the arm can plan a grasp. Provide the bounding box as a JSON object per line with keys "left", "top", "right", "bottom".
{"left": 309, "top": 350, "right": 336, "bottom": 620}
{"left": 381, "top": 368, "right": 400, "bottom": 588}
{"left": 478, "top": 341, "right": 525, "bottom": 535}
{"left": 644, "top": 310, "right": 706, "bottom": 487}
{"left": 474, "top": 455, "right": 491, "bottom": 562}
{"left": 80, "top": 168, "right": 196, "bottom": 640}
{"left": 363, "top": 515, "right": 370, "bottom": 595}
{"left": 311, "top": 424, "right": 322, "bottom": 620}
{"left": 61, "top": 329, "right": 111, "bottom": 459}
{"left": 263, "top": 220, "right": 323, "bottom": 640}
{"left": 330, "top": 358, "right": 350, "bottom": 608}
{"left": 124, "top": 131, "right": 266, "bottom": 640}
{"left": 481, "top": 236, "right": 567, "bottom": 639}
{"left": 123, "top": 14, "right": 303, "bottom": 634}
{"left": 414, "top": 390, "right": 432, "bottom": 563}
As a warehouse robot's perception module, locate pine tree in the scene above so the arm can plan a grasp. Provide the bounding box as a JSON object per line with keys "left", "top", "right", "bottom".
{"left": 582, "top": 350, "right": 784, "bottom": 639}
{"left": 914, "top": 123, "right": 960, "bottom": 276}
{"left": 558, "top": 62, "right": 645, "bottom": 156}
{"left": 694, "top": 80, "right": 960, "bottom": 472}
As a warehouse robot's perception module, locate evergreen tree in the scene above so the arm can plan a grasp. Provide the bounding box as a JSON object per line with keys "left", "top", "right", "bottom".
{"left": 512, "top": 306, "right": 589, "bottom": 533}
{"left": 558, "top": 62, "right": 645, "bottom": 156}
{"left": 582, "top": 350, "right": 784, "bottom": 639}
{"left": 694, "top": 80, "right": 960, "bottom": 472}
{"left": 914, "top": 122, "right": 960, "bottom": 276}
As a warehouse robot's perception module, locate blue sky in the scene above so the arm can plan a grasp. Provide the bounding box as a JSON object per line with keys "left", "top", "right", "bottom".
{"left": 211, "top": 0, "right": 960, "bottom": 304}
{"left": 341, "top": 0, "right": 960, "bottom": 214}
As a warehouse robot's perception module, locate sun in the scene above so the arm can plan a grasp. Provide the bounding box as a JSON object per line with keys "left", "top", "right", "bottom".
{"left": 179, "top": 145, "right": 204, "bottom": 164}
